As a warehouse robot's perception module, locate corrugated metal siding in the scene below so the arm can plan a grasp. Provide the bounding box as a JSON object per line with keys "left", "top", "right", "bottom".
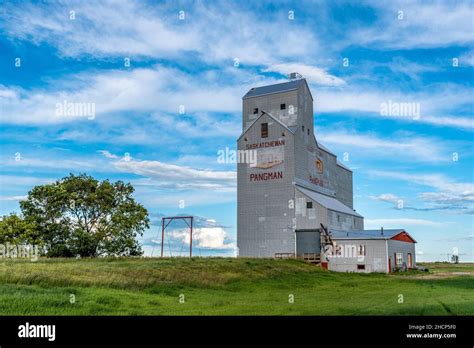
{"left": 387, "top": 239, "right": 416, "bottom": 271}
{"left": 237, "top": 112, "right": 296, "bottom": 257}
{"left": 327, "top": 239, "right": 388, "bottom": 273}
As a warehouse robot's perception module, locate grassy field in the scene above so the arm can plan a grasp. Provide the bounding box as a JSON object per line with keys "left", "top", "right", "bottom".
{"left": 0, "top": 258, "right": 472, "bottom": 315}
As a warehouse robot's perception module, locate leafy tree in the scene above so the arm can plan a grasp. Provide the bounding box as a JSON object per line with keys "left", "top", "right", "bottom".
{"left": 0, "top": 213, "right": 40, "bottom": 246}
{"left": 20, "top": 173, "right": 149, "bottom": 257}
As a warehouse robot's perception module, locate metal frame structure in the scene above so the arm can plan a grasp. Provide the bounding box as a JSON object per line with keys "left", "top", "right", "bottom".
{"left": 161, "top": 216, "right": 194, "bottom": 257}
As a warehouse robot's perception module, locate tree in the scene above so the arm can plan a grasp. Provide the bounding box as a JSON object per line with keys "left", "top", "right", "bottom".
{"left": 20, "top": 173, "right": 149, "bottom": 257}
{"left": 0, "top": 213, "right": 40, "bottom": 245}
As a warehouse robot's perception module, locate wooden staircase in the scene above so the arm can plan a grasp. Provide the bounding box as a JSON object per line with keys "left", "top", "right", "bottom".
{"left": 318, "top": 224, "right": 334, "bottom": 268}
{"left": 320, "top": 223, "right": 334, "bottom": 249}
{"left": 302, "top": 253, "right": 321, "bottom": 264}
{"left": 275, "top": 224, "right": 334, "bottom": 267}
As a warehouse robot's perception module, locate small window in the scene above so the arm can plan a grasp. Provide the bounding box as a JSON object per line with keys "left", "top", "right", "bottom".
{"left": 281, "top": 132, "right": 285, "bottom": 137}
{"left": 357, "top": 264, "right": 365, "bottom": 270}
{"left": 253, "top": 108, "right": 259, "bottom": 114}
{"left": 244, "top": 137, "right": 248, "bottom": 141}
{"left": 306, "top": 201, "right": 313, "bottom": 209}
{"left": 280, "top": 103, "right": 286, "bottom": 110}
{"left": 261, "top": 123, "right": 268, "bottom": 138}
{"left": 302, "top": 126, "right": 305, "bottom": 132}
{"left": 337, "top": 215, "right": 340, "bottom": 222}
{"left": 357, "top": 245, "right": 366, "bottom": 256}
{"left": 396, "top": 253, "right": 403, "bottom": 266}
{"left": 307, "top": 129, "right": 310, "bottom": 135}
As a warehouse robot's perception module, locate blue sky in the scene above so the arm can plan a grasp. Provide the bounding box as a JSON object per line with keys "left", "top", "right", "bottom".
{"left": 0, "top": 0, "right": 473, "bottom": 261}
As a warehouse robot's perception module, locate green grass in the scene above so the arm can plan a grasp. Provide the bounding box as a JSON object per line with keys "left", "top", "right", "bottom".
{"left": 0, "top": 258, "right": 472, "bottom": 315}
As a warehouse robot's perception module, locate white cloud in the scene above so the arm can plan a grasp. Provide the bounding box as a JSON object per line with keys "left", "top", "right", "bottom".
{"left": 135, "top": 188, "right": 236, "bottom": 209}
{"left": 0, "top": 155, "right": 102, "bottom": 172}
{"left": 369, "top": 171, "right": 474, "bottom": 213}
{"left": 0, "top": 86, "right": 17, "bottom": 99}
{"left": 1, "top": 1, "right": 317, "bottom": 66}
{"left": 314, "top": 88, "right": 474, "bottom": 131}
{"left": 98, "top": 150, "right": 119, "bottom": 159}
{"left": 194, "top": 227, "right": 235, "bottom": 249}
{"left": 113, "top": 158, "right": 236, "bottom": 182}
{"left": 348, "top": 1, "right": 474, "bottom": 49}
{"left": 169, "top": 227, "right": 235, "bottom": 250}
{"left": 419, "top": 191, "right": 474, "bottom": 206}
{"left": 95, "top": 150, "right": 237, "bottom": 208}
{"left": 264, "top": 63, "right": 345, "bottom": 86}
{"left": 369, "top": 194, "right": 400, "bottom": 204}
{"left": 370, "top": 171, "right": 474, "bottom": 196}
{"left": 1, "top": 62, "right": 470, "bottom": 134}
{"left": 96, "top": 152, "right": 236, "bottom": 207}
{"left": 420, "top": 115, "right": 473, "bottom": 130}
{"left": 365, "top": 218, "right": 442, "bottom": 228}
{"left": 0, "top": 195, "right": 27, "bottom": 201}
{"left": 151, "top": 112, "right": 241, "bottom": 139}
{"left": 459, "top": 50, "right": 474, "bottom": 66}
{"left": 317, "top": 130, "right": 448, "bottom": 162}
{"left": 1, "top": 1, "right": 199, "bottom": 58}
{"left": 0, "top": 175, "right": 54, "bottom": 187}
{"left": 0, "top": 66, "right": 245, "bottom": 125}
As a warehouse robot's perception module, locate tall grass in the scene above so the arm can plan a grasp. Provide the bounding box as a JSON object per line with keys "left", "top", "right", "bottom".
{"left": 0, "top": 258, "right": 472, "bottom": 315}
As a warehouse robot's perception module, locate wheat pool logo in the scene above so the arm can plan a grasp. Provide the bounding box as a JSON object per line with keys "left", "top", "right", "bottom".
{"left": 316, "top": 158, "right": 324, "bottom": 173}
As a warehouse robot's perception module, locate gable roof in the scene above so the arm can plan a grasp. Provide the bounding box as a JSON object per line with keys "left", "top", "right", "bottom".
{"left": 330, "top": 229, "right": 416, "bottom": 242}
{"left": 296, "top": 185, "right": 363, "bottom": 218}
{"left": 243, "top": 79, "right": 313, "bottom": 100}
{"left": 237, "top": 110, "right": 295, "bottom": 141}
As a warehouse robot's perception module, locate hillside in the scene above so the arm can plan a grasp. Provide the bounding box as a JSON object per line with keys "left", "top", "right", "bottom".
{"left": 0, "top": 258, "right": 472, "bottom": 315}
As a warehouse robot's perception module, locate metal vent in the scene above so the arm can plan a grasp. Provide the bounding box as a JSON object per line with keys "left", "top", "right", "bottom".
{"left": 288, "top": 72, "right": 303, "bottom": 80}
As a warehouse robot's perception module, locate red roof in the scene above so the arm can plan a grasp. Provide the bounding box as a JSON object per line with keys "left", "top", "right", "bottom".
{"left": 390, "top": 231, "right": 417, "bottom": 243}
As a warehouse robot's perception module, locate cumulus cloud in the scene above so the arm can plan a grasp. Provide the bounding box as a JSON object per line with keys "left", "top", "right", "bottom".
{"left": 314, "top": 88, "right": 474, "bottom": 131}
{"left": 0, "top": 1, "right": 317, "bottom": 65}
{"left": 113, "top": 158, "right": 236, "bottom": 183}
{"left": 364, "top": 218, "right": 443, "bottom": 228}
{"left": 98, "top": 151, "right": 236, "bottom": 200}
{"left": 264, "top": 63, "right": 345, "bottom": 86}
{"left": 141, "top": 213, "right": 236, "bottom": 256}
{"left": 1, "top": 1, "right": 471, "bottom": 134}
{"left": 369, "top": 194, "right": 401, "bottom": 204}
{"left": 0, "top": 66, "right": 247, "bottom": 125}
{"left": 194, "top": 227, "right": 235, "bottom": 249}
{"left": 317, "top": 130, "right": 449, "bottom": 163}
{"left": 160, "top": 227, "right": 235, "bottom": 250}
{"left": 347, "top": 1, "right": 474, "bottom": 49}
{"left": 370, "top": 171, "right": 474, "bottom": 214}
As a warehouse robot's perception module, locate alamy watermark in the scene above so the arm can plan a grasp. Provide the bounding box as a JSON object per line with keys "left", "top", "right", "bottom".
{"left": 55, "top": 100, "right": 96, "bottom": 120}
{"left": 324, "top": 243, "right": 365, "bottom": 262}
{"left": 217, "top": 147, "right": 257, "bottom": 166}
{"left": 0, "top": 243, "right": 39, "bottom": 261}
{"left": 380, "top": 100, "right": 420, "bottom": 120}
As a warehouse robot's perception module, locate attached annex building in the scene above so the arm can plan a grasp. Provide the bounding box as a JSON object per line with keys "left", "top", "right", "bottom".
{"left": 236, "top": 77, "right": 416, "bottom": 273}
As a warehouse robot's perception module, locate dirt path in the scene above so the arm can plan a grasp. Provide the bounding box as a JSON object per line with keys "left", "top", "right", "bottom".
{"left": 406, "top": 271, "right": 474, "bottom": 280}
